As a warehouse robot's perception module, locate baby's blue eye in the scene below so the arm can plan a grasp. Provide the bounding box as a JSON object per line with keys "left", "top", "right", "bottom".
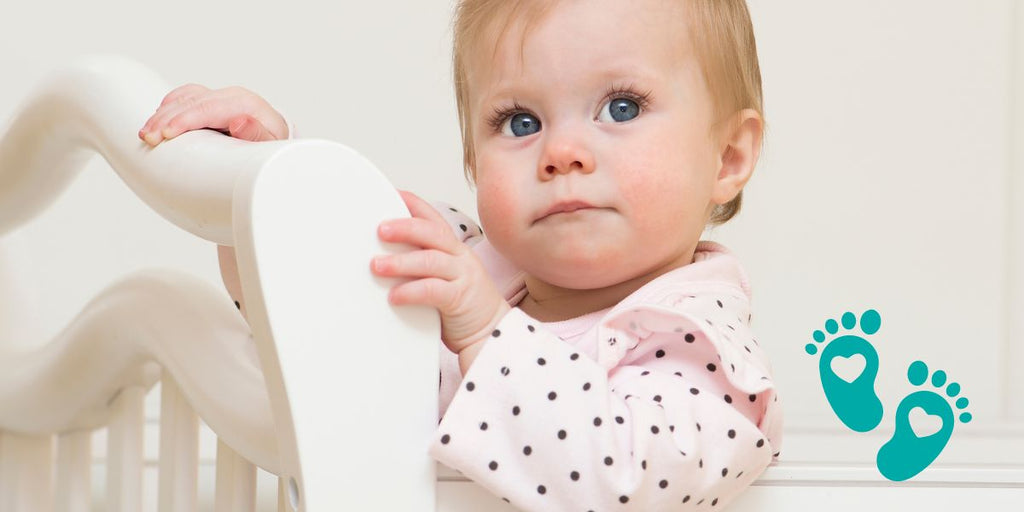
{"left": 503, "top": 113, "right": 541, "bottom": 137}
{"left": 599, "top": 98, "right": 640, "bottom": 123}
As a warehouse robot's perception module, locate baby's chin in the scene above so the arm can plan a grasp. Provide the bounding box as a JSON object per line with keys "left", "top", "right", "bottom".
{"left": 520, "top": 253, "right": 638, "bottom": 290}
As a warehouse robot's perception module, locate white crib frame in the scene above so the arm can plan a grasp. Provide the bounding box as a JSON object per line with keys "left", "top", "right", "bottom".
{"left": 1, "top": 57, "right": 1022, "bottom": 512}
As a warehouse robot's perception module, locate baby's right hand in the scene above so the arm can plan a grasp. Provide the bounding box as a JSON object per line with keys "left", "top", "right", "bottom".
{"left": 139, "top": 84, "right": 289, "bottom": 146}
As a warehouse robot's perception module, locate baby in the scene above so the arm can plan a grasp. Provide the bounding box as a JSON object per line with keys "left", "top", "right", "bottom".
{"left": 139, "top": 0, "right": 781, "bottom": 509}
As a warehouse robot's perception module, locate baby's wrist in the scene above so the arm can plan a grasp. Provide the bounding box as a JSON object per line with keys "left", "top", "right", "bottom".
{"left": 454, "top": 302, "right": 511, "bottom": 375}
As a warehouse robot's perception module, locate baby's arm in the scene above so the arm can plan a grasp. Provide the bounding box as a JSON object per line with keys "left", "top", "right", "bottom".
{"left": 139, "top": 84, "right": 291, "bottom": 318}
{"left": 431, "top": 301, "right": 781, "bottom": 511}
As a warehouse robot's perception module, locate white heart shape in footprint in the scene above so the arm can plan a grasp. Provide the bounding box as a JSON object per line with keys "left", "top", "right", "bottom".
{"left": 830, "top": 353, "right": 866, "bottom": 383}
{"left": 909, "top": 406, "right": 943, "bottom": 438}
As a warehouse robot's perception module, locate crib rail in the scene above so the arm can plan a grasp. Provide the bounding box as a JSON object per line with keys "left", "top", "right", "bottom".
{"left": 0, "top": 56, "right": 440, "bottom": 511}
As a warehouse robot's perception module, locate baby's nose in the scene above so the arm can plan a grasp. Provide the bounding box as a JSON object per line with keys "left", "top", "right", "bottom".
{"left": 538, "top": 138, "right": 595, "bottom": 177}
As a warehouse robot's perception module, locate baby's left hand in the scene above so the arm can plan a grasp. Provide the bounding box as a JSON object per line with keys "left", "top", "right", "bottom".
{"left": 372, "top": 191, "right": 510, "bottom": 360}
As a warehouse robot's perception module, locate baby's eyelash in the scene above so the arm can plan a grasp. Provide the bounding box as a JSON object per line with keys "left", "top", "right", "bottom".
{"left": 486, "top": 101, "right": 529, "bottom": 133}
{"left": 603, "top": 85, "right": 653, "bottom": 110}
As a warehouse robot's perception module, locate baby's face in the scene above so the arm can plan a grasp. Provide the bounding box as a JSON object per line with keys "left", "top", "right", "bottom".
{"left": 468, "top": 0, "right": 725, "bottom": 290}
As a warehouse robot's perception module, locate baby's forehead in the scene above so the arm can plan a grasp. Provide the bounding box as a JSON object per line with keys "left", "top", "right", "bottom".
{"left": 463, "top": 0, "right": 692, "bottom": 79}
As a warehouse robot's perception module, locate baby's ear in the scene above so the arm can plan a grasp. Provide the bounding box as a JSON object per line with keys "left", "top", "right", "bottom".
{"left": 711, "top": 109, "right": 763, "bottom": 205}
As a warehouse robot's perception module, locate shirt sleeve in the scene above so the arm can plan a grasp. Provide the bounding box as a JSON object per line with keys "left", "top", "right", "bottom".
{"left": 429, "top": 299, "right": 782, "bottom": 511}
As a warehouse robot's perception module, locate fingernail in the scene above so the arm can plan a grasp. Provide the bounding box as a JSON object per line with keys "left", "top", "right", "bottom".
{"left": 379, "top": 223, "right": 392, "bottom": 236}
{"left": 143, "top": 131, "right": 161, "bottom": 146}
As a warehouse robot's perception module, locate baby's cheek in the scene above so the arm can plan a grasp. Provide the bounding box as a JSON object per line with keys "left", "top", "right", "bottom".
{"left": 475, "top": 177, "right": 521, "bottom": 241}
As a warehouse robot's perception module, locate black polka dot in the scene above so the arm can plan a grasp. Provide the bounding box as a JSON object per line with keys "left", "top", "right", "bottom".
{"left": 594, "top": 417, "right": 602, "bottom": 426}
{"left": 466, "top": 382, "right": 475, "bottom": 391}
{"left": 459, "top": 224, "right": 468, "bottom": 232}
{"left": 722, "top": 467, "right": 729, "bottom": 477}
{"left": 699, "top": 458, "right": 703, "bottom": 468}
{"left": 441, "top": 434, "right": 450, "bottom": 444}
{"left": 604, "top": 456, "right": 614, "bottom": 466}
{"left": 717, "top": 300, "right": 724, "bottom": 308}
{"left": 651, "top": 425, "right": 660, "bottom": 434}
{"left": 724, "top": 394, "right": 733, "bottom": 403}
{"left": 449, "top": 207, "right": 458, "bottom": 212}
{"left": 756, "top": 439, "right": 765, "bottom": 448}
{"left": 641, "top": 370, "right": 650, "bottom": 376}
{"left": 728, "top": 429, "right": 736, "bottom": 439}
{"left": 674, "top": 371, "right": 683, "bottom": 377}
{"left": 619, "top": 496, "right": 629, "bottom": 504}
{"left": 233, "top": 301, "right": 241, "bottom": 310}
{"left": 683, "top": 495, "right": 691, "bottom": 503}
{"left": 537, "top": 358, "right": 546, "bottom": 366}
{"left": 707, "top": 363, "right": 717, "bottom": 372}
{"left": 489, "top": 461, "right": 498, "bottom": 470}
{"left": 659, "top": 480, "right": 668, "bottom": 489}
{"left": 655, "top": 349, "right": 666, "bottom": 358}
{"left": 697, "top": 499, "right": 705, "bottom": 505}
{"left": 512, "top": 406, "right": 520, "bottom": 416}
{"left": 479, "top": 422, "right": 488, "bottom": 430}
{"left": 615, "top": 416, "right": 624, "bottom": 424}
{"left": 491, "top": 329, "right": 501, "bottom": 337}
{"left": 690, "top": 387, "right": 700, "bottom": 395}
{"left": 749, "top": 394, "right": 757, "bottom": 402}
{"left": 712, "top": 498, "right": 719, "bottom": 506}
{"left": 582, "top": 382, "right": 591, "bottom": 391}
{"left": 696, "top": 422, "right": 702, "bottom": 431}
{"left": 537, "top": 485, "right": 546, "bottom": 495}
{"left": 558, "top": 430, "right": 567, "bottom": 440}
{"left": 641, "top": 460, "right": 647, "bottom": 470}
{"left": 523, "top": 445, "right": 532, "bottom": 455}
{"left": 737, "top": 471, "right": 744, "bottom": 478}
{"left": 500, "top": 367, "right": 510, "bottom": 376}
{"left": 653, "top": 395, "right": 662, "bottom": 402}
{"left": 570, "top": 353, "right": 579, "bottom": 361}
{"left": 730, "top": 364, "right": 736, "bottom": 372}
{"left": 685, "top": 333, "right": 695, "bottom": 343}
{"left": 527, "top": 325, "right": 535, "bottom": 332}
{"left": 570, "top": 471, "right": 580, "bottom": 481}
{"left": 670, "top": 425, "right": 675, "bottom": 432}
{"left": 548, "top": 391, "right": 557, "bottom": 400}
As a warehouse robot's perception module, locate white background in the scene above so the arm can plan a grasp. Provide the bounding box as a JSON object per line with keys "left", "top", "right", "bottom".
{"left": 1, "top": 0, "right": 1022, "bottom": 508}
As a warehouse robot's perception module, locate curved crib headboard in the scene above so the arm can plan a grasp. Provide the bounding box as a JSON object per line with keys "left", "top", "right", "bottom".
{"left": 0, "top": 55, "right": 440, "bottom": 511}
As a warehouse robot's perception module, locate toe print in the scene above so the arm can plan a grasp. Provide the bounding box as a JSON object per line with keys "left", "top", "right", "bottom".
{"left": 805, "top": 309, "right": 884, "bottom": 432}
{"left": 876, "top": 360, "right": 972, "bottom": 481}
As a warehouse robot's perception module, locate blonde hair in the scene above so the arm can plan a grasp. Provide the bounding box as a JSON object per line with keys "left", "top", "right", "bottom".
{"left": 453, "top": 0, "right": 763, "bottom": 225}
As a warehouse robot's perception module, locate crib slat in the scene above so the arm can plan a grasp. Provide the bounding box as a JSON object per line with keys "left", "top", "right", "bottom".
{"left": 278, "top": 477, "right": 288, "bottom": 512}
{"left": 0, "top": 430, "right": 55, "bottom": 512}
{"left": 158, "top": 375, "right": 199, "bottom": 512}
{"left": 55, "top": 431, "right": 91, "bottom": 512}
{"left": 215, "top": 438, "right": 256, "bottom": 512}
{"left": 106, "top": 386, "right": 146, "bottom": 512}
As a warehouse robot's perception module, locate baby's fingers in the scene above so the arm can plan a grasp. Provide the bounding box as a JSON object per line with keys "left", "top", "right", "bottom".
{"left": 140, "top": 84, "right": 208, "bottom": 143}
{"left": 371, "top": 249, "right": 459, "bottom": 281}
{"left": 386, "top": 277, "right": 456, "bottom": 310}
{"left": 160, "top": 83, "right": 209, "bottom": 108}
{"left": 378, "top": 216, "right": 462, "bottom": 254}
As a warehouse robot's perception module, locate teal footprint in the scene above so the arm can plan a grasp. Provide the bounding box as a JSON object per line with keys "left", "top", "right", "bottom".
{"left": 876, "top": 361, "right": 972, "bottom": 481}
{"left": 805, "top": 310, "right": 883, "bottom": 432}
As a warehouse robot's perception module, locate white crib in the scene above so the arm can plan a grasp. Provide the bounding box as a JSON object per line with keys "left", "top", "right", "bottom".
{"left": 0, "top": 57, "right": 1021, "bottom": 512}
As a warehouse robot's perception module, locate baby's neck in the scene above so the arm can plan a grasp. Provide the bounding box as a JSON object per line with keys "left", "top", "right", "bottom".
{"left": 517, "top": 252, "right": 695, "bottom": 322}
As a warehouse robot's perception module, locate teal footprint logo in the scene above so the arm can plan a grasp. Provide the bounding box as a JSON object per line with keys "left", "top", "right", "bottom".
{"left": 876, "top": 360, "right": 972, "bottom": 481}
{"left": 805, "top": 310, "right": 884, "bottom": 432}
